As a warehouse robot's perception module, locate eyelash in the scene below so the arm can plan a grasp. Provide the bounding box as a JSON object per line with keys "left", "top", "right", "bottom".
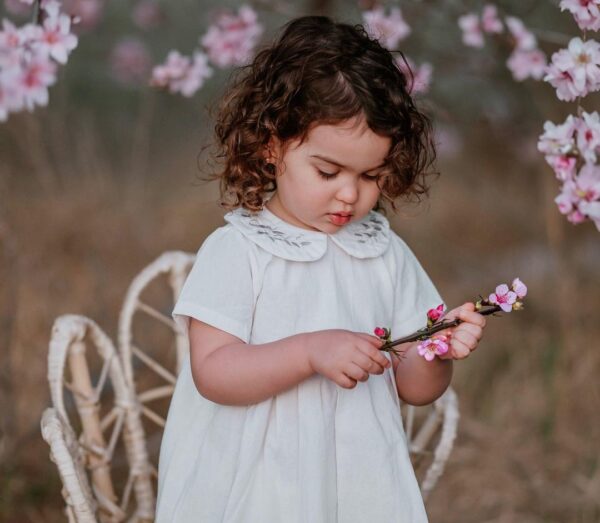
{"left": 317, "top": 169, "right": 379, "bottom": 181}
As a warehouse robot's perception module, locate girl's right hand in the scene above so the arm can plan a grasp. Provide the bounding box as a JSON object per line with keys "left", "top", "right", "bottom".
{"left": 303, "top": 330, "right": 392, "bottom": 389}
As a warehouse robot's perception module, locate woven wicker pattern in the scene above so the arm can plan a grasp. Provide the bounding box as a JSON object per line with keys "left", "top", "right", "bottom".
{"left": 41, "top": 250, "right": 459, "bottom": 521}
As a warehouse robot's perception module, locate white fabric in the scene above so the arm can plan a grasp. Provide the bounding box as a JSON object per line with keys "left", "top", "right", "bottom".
{"left": 156, "top": 205, "right": 446, "bottom": 523}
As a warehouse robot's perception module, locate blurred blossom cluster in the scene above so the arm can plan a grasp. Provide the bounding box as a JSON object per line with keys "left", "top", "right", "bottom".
{"left": 538, "top": 113, "right": 600, "bottom": 230}
{"left": 545, "top": 37, "right": 600, "bottom": 101}
{"left": 459, "top": 6, "right": 547, "bottom": 82}
{"left": 151, "top": 5, "right": 262, "bottom": 97}
{"left": 109, "top": 37, "right": 152, "bottom": 87}
{"left": 459, "top": 2, "right": 600, "bottom": 231}
{"left": 361, "top": 6, "right": 432, "bottom": 94}
{"left": 559, "top": 0, "right": 600, "bottom": 31}
{"left": 0, "top": 0, "right": 78, "bottom": 121}
{"left": 362, "top": 5, "right": 410, "bottom": 49}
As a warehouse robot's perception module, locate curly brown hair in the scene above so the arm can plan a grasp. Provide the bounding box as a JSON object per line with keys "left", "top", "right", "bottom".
{"left": 207, "top": 15, "right": 438, "bottom": 213}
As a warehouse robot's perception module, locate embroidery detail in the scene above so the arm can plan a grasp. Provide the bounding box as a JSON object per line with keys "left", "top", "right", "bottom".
{"left": 240, "top": 212, "right": 312, "bottom": 248}
{"left": 353, "top": 215, "right": 385, "bottom": 243}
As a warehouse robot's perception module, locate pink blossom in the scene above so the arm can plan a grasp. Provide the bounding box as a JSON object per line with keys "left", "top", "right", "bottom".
{"left": 560, "top": 0, "right": 600, "bottom": 32}
{"left": 568, "top": 208, "right": 587, "bottom": 224}
{"left": 538, "top": 115, "right": 577, "bottom": 157}
{"left": 574, "top": 163, "right": 600, "bottom": 202}
{"left": 545, "top": 37, "right": 600, "bottom": 101}
{"left": 395, "top": 56, "right": 433, "bottom": 94}
{"left": 427, "top": 304, "right": 445, "bottom": 322}
{"left": 549, "top": 154, "right": 577, "bottom": 182}
{"left": 132, "top": 0, "right": 165, "bottom": 30}
{"left": 41, "top": 0, "right": 62, "bottom": 19}
{"left": 362, "top": 6, "right": 411, "bottom": 49}
{"left": 555, "top": 185, "right": 576, "bottom": 214}
{"left": 511, "top": 277, "right": 527, "bottom": 299}
{"left": 458, "top": 13, "right": 484, "bottom": 48}
{"left": 33, "top": 12, "right": 78, "bottom": 64}
{"left": 17, "top": 52, "right": 57, "bottom": 110}
{"left": 505, "top": 16, "right": 537, "bottom": 51}
{"left": 555, "top": 164, "right": 600, "bottom": 224}
{"left": 178, "top": 52, "right": 213, "bottom": 96}
{"left": 151, "top": 50, "right": 213, "bottom": 97}
{"left": 482, "top": 4, "right": 503, "bottom": 34}
{"left": 488, "top": 284, "right": 517, "bottom": 312}
{"left": 417, "top": 335, "right": 449, "bottom": 361}
{"left": 577, "top": 111, "right": 600, "bottom": 164}
{"left": 0, "top": 68, "right": 24, "bottom": 121}
{"left": 506, "top": 48, "right": 547, "bottom": 81}
{"left": 0, "top": 19, "right": 25, "bottom": 50}
{"left": 152, "top": 50, "right": 189, "bottom": 88}
{"left": 200, "top": 5, "right": 263, "bottom": 68}
{"left": 109, "top": 38, "right": 151, "bottom": 86}
{"left": 578, "top": 200, "right": 600, "bottom": 230}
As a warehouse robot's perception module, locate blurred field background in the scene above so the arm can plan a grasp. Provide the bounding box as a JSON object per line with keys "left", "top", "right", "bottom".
{"left": 1, "top": 0, "right": 600, "bottom": 521}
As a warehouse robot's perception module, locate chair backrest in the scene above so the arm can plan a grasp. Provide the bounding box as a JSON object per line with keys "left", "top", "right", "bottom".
{"left": 42, "top": 250, "right": 458, "bottom": 522}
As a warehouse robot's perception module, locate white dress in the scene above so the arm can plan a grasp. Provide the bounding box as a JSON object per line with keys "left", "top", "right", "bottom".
{"left": 156, "top": 206, "right": 445, "bottom": 523}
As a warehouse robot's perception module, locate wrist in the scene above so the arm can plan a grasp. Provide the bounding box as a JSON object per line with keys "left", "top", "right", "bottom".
{"left": 296, "top": 332, "right": 316, "bottom": 375}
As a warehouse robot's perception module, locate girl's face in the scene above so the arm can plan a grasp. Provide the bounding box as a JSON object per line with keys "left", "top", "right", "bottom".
{"left": 266, "top": 117, "right": 391, "bottom": 234}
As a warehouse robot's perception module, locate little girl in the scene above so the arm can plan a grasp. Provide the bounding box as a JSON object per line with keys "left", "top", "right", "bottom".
{"left": 156, "top": 15, "right": 486, "bottom": 522}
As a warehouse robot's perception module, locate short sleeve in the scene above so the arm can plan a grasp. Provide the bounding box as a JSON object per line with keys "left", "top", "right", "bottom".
{"left": 389, "top": 232, "right": 447, "bottom": 339}
{"left": 173, "top": 226, "right": 255, "bottom": 344}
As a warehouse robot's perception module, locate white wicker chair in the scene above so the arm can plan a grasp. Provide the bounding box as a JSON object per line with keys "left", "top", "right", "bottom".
{"left": 41, "top": 250, "right": 459, "bottom": 522}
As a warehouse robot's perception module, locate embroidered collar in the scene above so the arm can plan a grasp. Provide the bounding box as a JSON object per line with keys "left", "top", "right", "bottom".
{"left": 224, "top": 206, "right": 390, "bottom": 261}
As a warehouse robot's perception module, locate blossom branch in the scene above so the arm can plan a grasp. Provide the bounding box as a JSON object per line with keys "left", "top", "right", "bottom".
{"left": 375, "top": 277, "right": 527, "bottom": 360}
{"left": 379, "top": 304, "right": 503, "bottom": 356}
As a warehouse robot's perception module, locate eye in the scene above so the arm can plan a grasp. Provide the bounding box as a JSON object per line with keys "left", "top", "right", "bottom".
{"left": 362, "top": 173, "right": 380, "bottom": 181}
{"left": 317, "top": 168, "right": 338, "bottom": 180}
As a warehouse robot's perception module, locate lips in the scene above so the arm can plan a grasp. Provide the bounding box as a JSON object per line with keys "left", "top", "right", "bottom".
{"left": 328, "top": 212, "right": 353, "bottom": 226}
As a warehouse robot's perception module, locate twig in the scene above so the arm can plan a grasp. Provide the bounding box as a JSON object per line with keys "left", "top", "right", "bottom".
{"left": 380, "top": 304, "right": 504, "bottom": 355}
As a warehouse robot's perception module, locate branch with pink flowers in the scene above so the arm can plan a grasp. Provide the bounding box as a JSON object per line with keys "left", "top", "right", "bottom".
{"left": 150, "top": 3, "right": 434, "bottom": 100}
{"left": 457, "top": 2, "right": 600, "bottom": 232}
{"left": 0, "top": 0, "right": 79, "bottom": 122}
{"left": 374, "top": 278, "right": 527, "bottom": 361}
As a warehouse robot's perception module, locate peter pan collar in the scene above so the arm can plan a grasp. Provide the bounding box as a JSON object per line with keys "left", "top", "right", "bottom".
{"left": 224, "top": 206, "right": 390, "bottom": 262}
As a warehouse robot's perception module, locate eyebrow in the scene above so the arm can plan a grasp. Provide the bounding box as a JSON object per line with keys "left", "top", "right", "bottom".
{"left": 309, "top": 154, "right": 386, "bottom": 172}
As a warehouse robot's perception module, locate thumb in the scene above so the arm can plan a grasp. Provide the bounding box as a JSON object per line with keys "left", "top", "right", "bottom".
{"left": 443, "top": 302, "right": 474, "bottom": 321}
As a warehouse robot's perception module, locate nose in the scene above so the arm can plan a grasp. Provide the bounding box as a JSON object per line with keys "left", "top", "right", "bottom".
{"left": 335, "top": 177, "right": 359, "bottom": 205}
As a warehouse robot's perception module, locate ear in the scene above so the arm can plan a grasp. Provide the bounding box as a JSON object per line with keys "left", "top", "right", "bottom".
{"left": 263, "top": 135, "right": 282, "bottom": 163}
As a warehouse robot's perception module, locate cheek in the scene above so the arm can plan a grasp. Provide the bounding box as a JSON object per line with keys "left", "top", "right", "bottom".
{"left": 363, "top": 182, "right": 382, "bottom": 202}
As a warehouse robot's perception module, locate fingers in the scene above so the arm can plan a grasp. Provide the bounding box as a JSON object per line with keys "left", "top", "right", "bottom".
{"left": 443, "top": 302, "right": 486, "bottom": 325}
{"left": 339, "top": 374, "right": 358, "bottom": 389}
{"left": 457, "top": 307, "right": 486, "bottom": 328}
{"left": 354, "top": 334, "right": 392, "bottom": 369}
{"left": 344, "top": 362, "right": 370, "bottom": 383}
{"left": 355, "top": 332, "right": 386, "bottom": 348}
{"left": 350, "top": 352, "right": 385, "bottom": 375}
{"left": 456, "top": 322, "right": 484, "bottom": 343}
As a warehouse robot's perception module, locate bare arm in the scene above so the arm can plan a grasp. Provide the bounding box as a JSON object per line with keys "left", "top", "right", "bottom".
{"left": 189, "top": 318, "right": 315, "bottom": 406}
{"left": 188, "top": 318, "right": 391, "bottom": 406}
{"left": 390, "top": 341, "right": 453, "bottom": 406}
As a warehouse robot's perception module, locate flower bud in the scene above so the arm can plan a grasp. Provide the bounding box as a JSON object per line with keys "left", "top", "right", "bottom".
{"left": 374, "top": 327, "right": 386, "bottom": 338}
{"left": 427, "top": 303, "right": 445, "bottom": 322}
{"left": 512, "top": 301, "right": 524, "bottom": 311}
{"left": 511, "top": 277, "right": 527, "bottom": 298}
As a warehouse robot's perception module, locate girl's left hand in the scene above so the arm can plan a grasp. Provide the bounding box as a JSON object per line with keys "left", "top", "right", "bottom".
{"left": 436, "top": 302, "right": 486, "bottom": 360}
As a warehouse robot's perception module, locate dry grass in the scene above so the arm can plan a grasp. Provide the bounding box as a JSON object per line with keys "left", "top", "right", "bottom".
{"left": 1, "top": 110, "right": 599, "bottom": 522}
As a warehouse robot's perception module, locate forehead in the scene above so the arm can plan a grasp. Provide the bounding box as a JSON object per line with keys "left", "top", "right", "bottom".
{"left": 301, "top": 118, "right": 391, "bottom": 169}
